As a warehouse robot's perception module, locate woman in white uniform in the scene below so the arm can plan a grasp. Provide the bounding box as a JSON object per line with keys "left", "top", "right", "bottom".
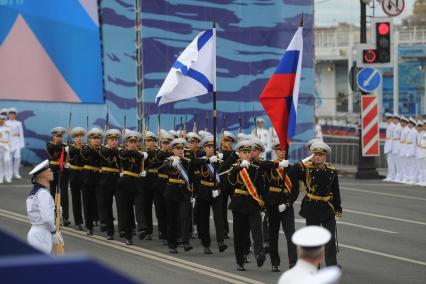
{"left": 26, "top": 159, "right": 63, "bottom": 253}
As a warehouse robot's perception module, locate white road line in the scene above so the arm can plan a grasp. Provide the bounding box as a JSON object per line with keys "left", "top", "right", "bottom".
{"left": 293, "top": 201, "right": 426, "bottom": 226}
{"left": 339, "top": 243, "right": 426, "bottom": 266}
{"left": 0, "top": 209, "right": 263, "bottom": 284}
{"left": 341, "top": 182, "right": 425, "bottom": 189}
{"left": 341, "top": 186, "right": 426, "bottom": 201}
{"left": 344, "top": 209, "right": 426, "bottom": 226}
{"left": 294, "top": 219, "right": 397, "bottom": 234}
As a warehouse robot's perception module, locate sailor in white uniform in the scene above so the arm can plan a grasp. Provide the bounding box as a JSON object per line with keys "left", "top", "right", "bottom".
{"left": 26, "top": 160, "right": 63, "bottom": 254}
{"left": 414, "top": 120, "right": 424, "bottom": 185}
{"left": 0, "top": 115, "right": 12, "bottom": 183}
{"left": 5, "top": 108, "right": 25, "bottom": 179}
{"left": 405, "top": 117, "right": 418, "bottom": 184}
{"left": 391, "top": 114, "right": 402, "bottom": 182}
{"left": 383, "top": 113, "right": 396, "bottom": 181}
{"left": 251, "top": 118, "right": 270, "bottom": 157}
{"left": 396, "top": 116, "right": 409, "bottom": 183}
{"left": 278, "top": 226, "right": 341, "bottom": 284}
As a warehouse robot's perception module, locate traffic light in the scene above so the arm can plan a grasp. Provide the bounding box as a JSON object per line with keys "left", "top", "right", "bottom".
{"left": 357, "top": 18, "right": 393, "bottom": 68}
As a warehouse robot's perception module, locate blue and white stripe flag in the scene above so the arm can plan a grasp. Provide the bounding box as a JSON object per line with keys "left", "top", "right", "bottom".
{"left": 155, "top": 29, "right": 216, "bottom": 106}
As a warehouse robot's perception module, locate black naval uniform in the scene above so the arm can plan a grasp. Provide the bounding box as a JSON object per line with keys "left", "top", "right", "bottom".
{"left": 227, "top": 160, "right": 269, "bottom": 267}
{"left": 264, "top": 163, "right": 299, "bottom": 268}
{"left": 163, "top": 157, "right": 192, "bottom": 251}
{"left": 219, "top": 146, "right": 237, "bottom": 237}
{"left": 117, "top": 148, "right": 144, "bottom": 243}
{"left": 143, "top": 147, "right": 162, "bottom": 238}
{"left": 81, "top": 144, "right": 101, "bottom": 232}
{"left": 294, "top": 160, "right": 342, "bottom": 266}
{"left": 155, "top": 149, "right": 173, "bottom": 240}
{"left": 98, "top": 146, "right": 121, "bottom": 237}
{"left": 193, "top": 157, "right": 225, "bottom": 251}
{"left": 68, "top": 143, "right": 85, "bottom": 227}
{"left": 46, "top": 141, "right": 69, "bottom": 223}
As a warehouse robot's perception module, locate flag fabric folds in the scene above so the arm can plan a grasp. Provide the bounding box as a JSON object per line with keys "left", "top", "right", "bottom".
{"left": 259, "top": 23, "right": 303, "bottom": 148}
{"left": 156, "top": 29, "right": 216, "bottom": 106}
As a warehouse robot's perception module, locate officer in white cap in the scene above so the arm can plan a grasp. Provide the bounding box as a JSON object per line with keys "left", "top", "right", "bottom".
{"left": 0, "top": 115, "right": 12, "bottom": 183}
{"left": 278, "top": 226, "right": 336, "bottom": 284}
{"left": 397, "top": 116, "right": 409, "bottom": 183}
{"left": 5, "top": 107, "right": 25, "bottom": 179}
{"left": 391, "top": 114, "right": 402, "bottom": 182}
{"left": 251, "top": 118, "right": 270, "bottom": 157}
{"left": 26, "top": 160, "right": 63, "bottom": 254}
{"left": 67, "top": 127, "right": 87, "bottom": 230}
{"left": 383, "top": 113, "right": 396, "bottom": 182}
{"left": 46, "top": 127, "right": 70, "bottom": 227}
{"left": 293, "top": 141, "right": 342, "bottom": 267}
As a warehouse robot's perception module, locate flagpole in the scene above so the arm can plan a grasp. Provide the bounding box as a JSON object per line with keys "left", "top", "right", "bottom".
{"left": 212, "top": 20, "right": 217, "bottom": 190}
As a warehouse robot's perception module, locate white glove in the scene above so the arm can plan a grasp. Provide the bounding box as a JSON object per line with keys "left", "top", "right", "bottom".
{"left": 140, "top": 170, "right": 147, "bottom": 177}
{"left": 260, "top": 211, "right": 266, "bottom": 220}
{"left": 52, "top": 232, "right": 64, "bottom": 245}
{"left": 240, "top": 160, "right": 250, "bottom": 168}
{"left": 142, "top": 151, "right": 148, "bottom": 160}
{"left": 65, "top": 146, "right": 69, "bottom": 153}
{"left": 217, "top": 153, "right": 223, "bottom": 160}
{"left": 235, "top": 151, "right": 240, "bottom": 157}
{"left": 212, "top": 190, "right": 220, "bottom": 198}
{"left": 172, "top": 158, "right": 180, "bottom": 168}
{"left": 209, "top": 155, "right": 218, "bottom": 163}
{"left": 278, "top": 160, "right": 289, "bottom": 168}
{"left": 278, "top": 203, "right": 287, "bottom": 212}
{"left": 64, "top": 162, "right": 70, "bottom": 169}
{"left": 191, "top": 197, "right": 196, "bottom": 207}
{"left": 302, "top": 154, "right": 314, "bottom": 163}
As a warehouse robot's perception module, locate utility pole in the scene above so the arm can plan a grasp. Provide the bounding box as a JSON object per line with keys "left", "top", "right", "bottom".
{"left": 355, "top": 0, "right": 380, "bottom": 179}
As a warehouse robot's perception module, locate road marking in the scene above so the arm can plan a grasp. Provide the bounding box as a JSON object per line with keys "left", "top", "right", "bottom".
{"left": 339, "top": 243, "right": 426, "bottom": 266}
{"left": 0, "top": 209, "right": 264, "bottom": 284}
{"left": 341, "top": 186, "right": 426, "bottom": 201}
{"left": 294, "top": 219, "right": 397, "bottom": 234}
{"left": 344, "top": 209, "right": 426, "bottom": 226}
{"left": 0, "top": 184, "right": 31, "bottom": 188}
{"left": 293, "top": 201, "right": 426, "bottom": 226}
{"left": 341, "top": 182, "right": 425, "bottom": 189}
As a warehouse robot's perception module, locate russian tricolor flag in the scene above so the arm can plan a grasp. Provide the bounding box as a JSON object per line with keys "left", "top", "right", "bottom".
{"left": 260, "top": 18, "right": 303, "bottom": 149}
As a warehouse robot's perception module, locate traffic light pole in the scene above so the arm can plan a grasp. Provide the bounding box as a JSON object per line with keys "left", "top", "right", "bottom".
{"left": 355, "top": 0, "right": 380, "bottom": 179}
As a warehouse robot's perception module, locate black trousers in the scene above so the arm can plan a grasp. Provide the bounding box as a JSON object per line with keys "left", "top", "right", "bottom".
{"left": 135, "top": 179, "right": 145, "bottom": 233}
{"left": 232, "top": 210, "right": 263, "bottom": 266}
{"left": 154, "top": 180, "right": 167, "bottom": 238}
{"left": 98, "top": 173, "right": 119, "bottom": 235}
{"left": 117, "top": 176, "right": 141, "bottom": 240}
{"left": 198, "top": 195, "right": 224, "bottom": 247}
{"left": 143, "top": 180, "right": 156, "bottom": 234}
{"left": 82, "top": 171, "right": 99, "bottom": 230}
{"left": 49, "top": 169, "right": 69, "bottom": 221}
{"left": 306, "top": 218, "right": 338, "bottom": 266}
{"left": 69, "top": 170, "right": 83, "bottom": 226}
{"left": 165, "top": 197, "right": 190, "bottom": 249}
{"left": 268, "top": 206, "right": 297, "bottom": 267}
{"left": 263, "top": 213, "right": 270, "bottom": 243}
{"left": 220, "top": 182, "right": 232, "bottom": 234}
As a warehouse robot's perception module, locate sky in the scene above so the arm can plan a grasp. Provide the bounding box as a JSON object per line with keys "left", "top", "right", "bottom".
{"left": 315, "top": 0, "right": 416, "bottom": 26}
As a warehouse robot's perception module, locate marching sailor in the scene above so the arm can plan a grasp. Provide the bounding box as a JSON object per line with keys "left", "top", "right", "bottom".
{"left": 46, "top": 127, "right": 70, "bottom": 226}
{"left": 26, "top": 160, "right": 63, "bottom": 254}
{"left": 293, "top": 141, "right": 342, "bottom": 267}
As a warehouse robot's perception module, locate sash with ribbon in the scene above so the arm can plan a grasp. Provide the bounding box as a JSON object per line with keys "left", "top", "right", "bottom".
{"left": 176, "top": 161, "right": 191, "bottom": 189}
{"left": 239, "top": 167, "right": 264, "bottom": 207}
{"left": 274, "top": 161, "right": 292, "bottom": 193}
{"left": 207, "top": 163, "right": 220, "bottom": 184}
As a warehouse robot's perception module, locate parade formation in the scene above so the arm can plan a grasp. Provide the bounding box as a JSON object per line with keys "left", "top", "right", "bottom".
{"left": 23, "top": 115, "right": 342, "bottom": 273}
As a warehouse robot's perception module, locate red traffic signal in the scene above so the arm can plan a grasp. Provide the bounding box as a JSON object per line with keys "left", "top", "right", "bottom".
{"left": 377, "top": 23, "right": 390, "bottom": 35}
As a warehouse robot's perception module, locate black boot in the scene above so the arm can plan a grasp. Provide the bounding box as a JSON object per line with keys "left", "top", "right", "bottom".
{"left": 75, "top": 224, "right": 83, "bottom": 231}
{"left": 244, "top": 254, "right": 250, "bottom": 263}
{"left": 218, "top": 241, "right": 228, "bottom": 252}
{"left": 204, "top": 247, "right": 212, "bottom": 254}
{"left": 256, "top": 253, "right": 266, "bottom": 267}
{"left": 146, "top": 234, "right": 152, "bottom": 240}
{"left": 169, "top": 247, "right": 178, "bottom": 254}
{"left": 237, "top": 264, "right": 246, "bottom": 271}
{"left": 138, "top": 230, "right": 148, "bottom": 240}
{"left": 86, "top": 229, "right": 93, "bottom": 236}
{"left": 272, "top": 266, "right": 280, "bottom": 272}
{"left": 63, "top": 219, "right": 71, "bottom": 227}
{"left": 183, "top": 243, "right": 193, "bottom": 251}
{"left": 106, "top": 235, "right": 114, "bottom": 240}
{"left": 125, "top": 239, "right": 133, "bottom": 245}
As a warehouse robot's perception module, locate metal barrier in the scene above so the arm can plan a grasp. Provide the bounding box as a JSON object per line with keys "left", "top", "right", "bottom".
{"left": 289, "top": 140, "right": 387, "bottom": 170}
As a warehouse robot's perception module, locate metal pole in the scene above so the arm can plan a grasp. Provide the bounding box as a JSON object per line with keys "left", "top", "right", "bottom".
{"left": 348, "top": 24, "right": 354, "bottom": 114}
{"left": 393, "top": 30, "right": 399, "bottom": 114}
{"left": 355, "top": 0, "right": 379, "bottom": 179}
{"left": 135, "top": 0, "right": 144, "bottom": 133}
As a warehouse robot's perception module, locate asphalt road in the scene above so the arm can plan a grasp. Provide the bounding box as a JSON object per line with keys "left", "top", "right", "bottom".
{"left": 1, "top": 168, "right": 425, "bottom": 284}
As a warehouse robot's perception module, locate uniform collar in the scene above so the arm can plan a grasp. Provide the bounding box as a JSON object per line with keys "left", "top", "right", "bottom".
{"left": 295, "top": 259, "right": 318, "bottom": 274}
{"left": 28, "top": 183, "right": 46, "bottom": 197}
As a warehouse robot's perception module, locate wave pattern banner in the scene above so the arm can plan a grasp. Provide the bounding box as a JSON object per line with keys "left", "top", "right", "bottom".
{"left": 0, "top": 0, "right": 314, "bottom": 164}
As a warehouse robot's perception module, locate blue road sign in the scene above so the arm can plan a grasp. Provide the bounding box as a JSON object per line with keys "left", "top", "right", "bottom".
{"left": 356, "top": 67, "right": 382, "bottom": 93}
